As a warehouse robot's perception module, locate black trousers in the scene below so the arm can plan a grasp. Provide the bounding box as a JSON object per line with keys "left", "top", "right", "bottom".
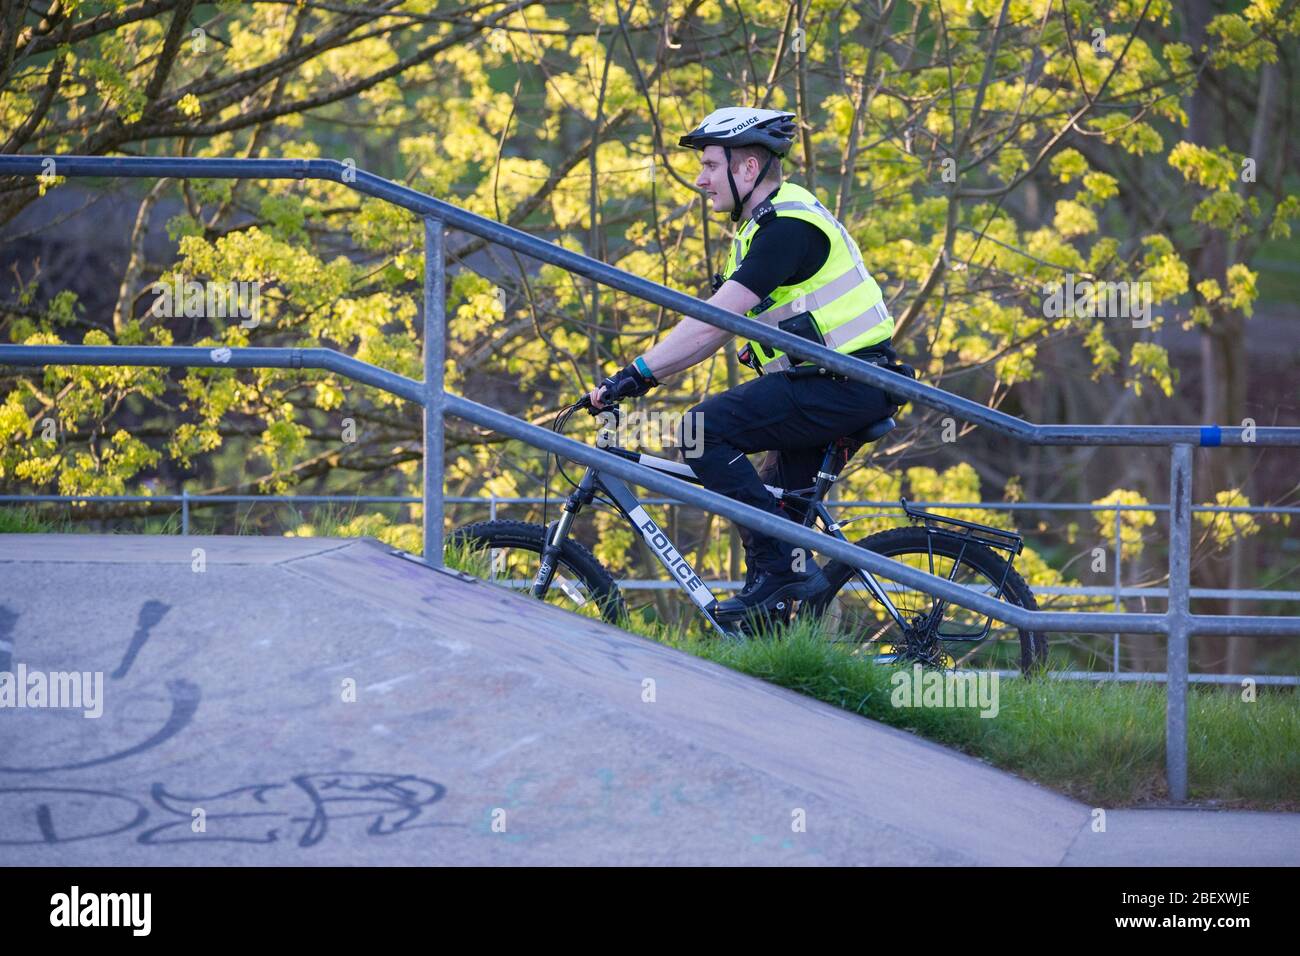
{"left": 682, "top": 369, "right": 896, "bottom": 574}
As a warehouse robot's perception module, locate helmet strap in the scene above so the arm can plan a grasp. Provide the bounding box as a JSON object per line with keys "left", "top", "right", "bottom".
{"left": 723, "top": 146, "right": 744, "bottom": 223}
{"left": 728, "top": 150, "right": 778, "bottom": 223}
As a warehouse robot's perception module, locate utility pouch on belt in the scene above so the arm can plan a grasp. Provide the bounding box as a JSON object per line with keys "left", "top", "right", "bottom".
{"left": 775, "top": 312, "right": 825, "bottom": 366}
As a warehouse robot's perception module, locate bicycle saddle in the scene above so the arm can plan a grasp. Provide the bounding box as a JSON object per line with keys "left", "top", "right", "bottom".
{"left": 817, "top": 416, "right": 896, "bottom": 480}
{"left": 847, "top": 415, "right": 896, "bottom": 445}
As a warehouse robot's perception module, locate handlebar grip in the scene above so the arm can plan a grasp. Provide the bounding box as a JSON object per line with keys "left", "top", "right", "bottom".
{"left": 580, "top": 395, "right": 620, "bottom": 420}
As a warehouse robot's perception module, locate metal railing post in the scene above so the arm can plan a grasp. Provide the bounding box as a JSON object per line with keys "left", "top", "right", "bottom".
{"left": 1167, "top": 444, "right": 1194, "bottom": 802}
{"left": 182, "top": 488, "right": 189, "bottom": 535}
{"left": 423, "top": 216, "right": 445, "bottom": 567}
{"left": 1113, "top": 508, "right": 1122, "bottom": 673}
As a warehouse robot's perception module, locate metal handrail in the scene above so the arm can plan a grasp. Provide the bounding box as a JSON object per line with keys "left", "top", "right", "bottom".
{"left": 2, "top": 154, "right": 1298, "bottom": 803}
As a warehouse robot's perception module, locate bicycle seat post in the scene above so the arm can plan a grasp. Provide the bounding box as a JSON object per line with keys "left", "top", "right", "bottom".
{"left": 808, "top": 440, "right": 845, "bottom": 505}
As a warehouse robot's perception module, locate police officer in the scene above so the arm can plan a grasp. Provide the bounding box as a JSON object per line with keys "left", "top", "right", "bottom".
{"left": 589, "top": 106, "right": 900, "bottom": 624}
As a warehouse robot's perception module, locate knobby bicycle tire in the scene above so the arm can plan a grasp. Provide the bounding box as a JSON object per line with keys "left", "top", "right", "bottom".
{"left": 808, "top": 525, "right": 1048, "bottom": 674}
{"left": 449, "top": 520, "right": 627, "bottom": 623}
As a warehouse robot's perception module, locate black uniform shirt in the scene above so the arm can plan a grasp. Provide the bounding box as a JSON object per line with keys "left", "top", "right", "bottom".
{"left": 729, "top": 216, "right": 830, "bottom": 302}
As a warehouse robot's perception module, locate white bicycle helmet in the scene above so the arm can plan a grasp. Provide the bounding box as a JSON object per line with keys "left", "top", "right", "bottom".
{"left": 679, "top": 107, "right": 797, "bottom": 222}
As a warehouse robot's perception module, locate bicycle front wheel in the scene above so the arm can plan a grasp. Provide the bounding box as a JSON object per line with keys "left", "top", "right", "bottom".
{"left": 805, "top": 526, "right": 1047, "bottom": 674}
{"left": 447, "top": 520, "right": 626, "bottom": 624}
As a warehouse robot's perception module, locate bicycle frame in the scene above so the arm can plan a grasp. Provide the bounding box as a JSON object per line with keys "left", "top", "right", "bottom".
{"left": 532, "top": 413, "right": 919, "bottom": 639}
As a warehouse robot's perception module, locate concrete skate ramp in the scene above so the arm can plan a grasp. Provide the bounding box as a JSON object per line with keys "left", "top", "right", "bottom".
{"left": 1, "top": 535, "right": 1294, "bottom": 866}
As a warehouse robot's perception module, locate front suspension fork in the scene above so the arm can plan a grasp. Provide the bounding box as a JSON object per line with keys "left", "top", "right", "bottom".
{"left": 532, "top": 470, "right": 595, "bottom": 598}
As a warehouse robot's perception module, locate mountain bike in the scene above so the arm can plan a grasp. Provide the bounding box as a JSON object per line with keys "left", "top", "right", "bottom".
{"left": 449, "top": 398, "right": 1047, "bottom": 674}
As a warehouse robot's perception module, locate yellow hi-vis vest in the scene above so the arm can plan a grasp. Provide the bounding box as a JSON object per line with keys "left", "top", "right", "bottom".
{"left": 723, "top": 181, "right": 892, "bottom": 373}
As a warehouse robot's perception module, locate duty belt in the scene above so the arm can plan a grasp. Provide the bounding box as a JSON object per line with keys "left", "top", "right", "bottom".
{"left": 782, "top": 349, "right": 893, "bottom": 380}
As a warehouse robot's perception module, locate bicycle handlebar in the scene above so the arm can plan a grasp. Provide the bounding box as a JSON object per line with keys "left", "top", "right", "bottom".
{"left": 574, "top": 393, "right": 620, "bottom": 421}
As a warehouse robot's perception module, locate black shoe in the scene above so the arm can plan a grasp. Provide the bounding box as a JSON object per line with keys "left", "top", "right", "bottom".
{"left": 714, "top": 562, "right": 763, "bottom": 635}
{"left": 713, "top": 565, "right": 827, "bottom": 624}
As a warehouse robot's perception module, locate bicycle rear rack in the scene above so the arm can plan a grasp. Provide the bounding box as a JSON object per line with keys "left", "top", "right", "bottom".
{"left": 896, "top": 497, "right": 1025, "bottom": 647}
{"left": 900, "top": 496, "right": 1024, "bottom": 557}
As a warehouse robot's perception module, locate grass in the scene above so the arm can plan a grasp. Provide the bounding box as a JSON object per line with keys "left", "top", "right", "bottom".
{"left": 6, "top": 504, "right": 1298, "bottom": 811}
{"left": 639, "top": 618, "right": 1299, "bottom": 810}
{"left": 0, "top": 499, "right": 375, "bottom": 538}
{"left": 0, "top": 503, "right": 76, "bottom": 533}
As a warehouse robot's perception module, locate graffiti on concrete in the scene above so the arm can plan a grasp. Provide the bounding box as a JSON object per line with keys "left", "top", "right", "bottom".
{"left": 0, "top": 772, "right": 451, "bottom": 847}
{"left": 112, "top": 600, "right": 171, "bottom": 679}
{"left": 2, "top": 607, "right": 454, "bottom": 851}
{"left": 0, "top": 679, "right": 200, "bottom": 774}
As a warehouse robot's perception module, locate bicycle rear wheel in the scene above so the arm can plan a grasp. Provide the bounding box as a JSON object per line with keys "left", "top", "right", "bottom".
{"left": 448, "top": 520, "right": 626, "bottom": 624}
{"left": 805, "top": 526, "right": 1047, "bottom": 674}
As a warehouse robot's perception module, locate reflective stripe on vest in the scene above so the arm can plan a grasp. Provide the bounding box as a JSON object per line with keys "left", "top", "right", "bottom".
{"left": 723, "top": 181, "right": 890, "bottom": 371}
{"left": 762, "top": 262, "right": 869, "bottom": 324}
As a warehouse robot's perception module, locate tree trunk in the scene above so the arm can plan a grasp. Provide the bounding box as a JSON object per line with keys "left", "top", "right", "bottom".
{"left": 1184, "top": 0, "right": 1257, "bottom": 675}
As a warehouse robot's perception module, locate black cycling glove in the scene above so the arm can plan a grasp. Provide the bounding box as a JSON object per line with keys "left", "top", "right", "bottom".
{"left": 598, "top": 358, "right": 658, "bottom": 403}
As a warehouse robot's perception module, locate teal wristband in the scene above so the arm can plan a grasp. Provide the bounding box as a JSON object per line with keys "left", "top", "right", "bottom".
{"left": 633, "top": 356, "right": 657, "bottom": 385}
